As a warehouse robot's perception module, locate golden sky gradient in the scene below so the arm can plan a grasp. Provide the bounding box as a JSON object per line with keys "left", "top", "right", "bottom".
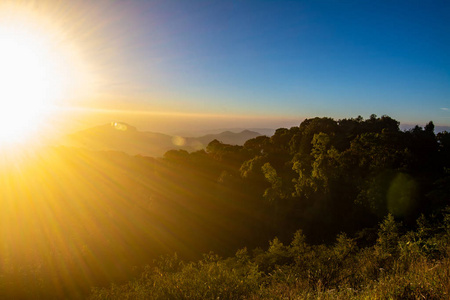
{"left": 0, "top": 0, "right": 449, "bottom": 145}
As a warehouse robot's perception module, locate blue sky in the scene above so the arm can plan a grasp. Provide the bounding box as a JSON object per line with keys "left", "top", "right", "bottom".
{"left": 63, "top": 0, "right": 450, "bottom": 131}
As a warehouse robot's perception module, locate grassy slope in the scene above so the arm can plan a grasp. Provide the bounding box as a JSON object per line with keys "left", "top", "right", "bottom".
{"left": 89, "top": 211, "right": 450, "bottom": 299}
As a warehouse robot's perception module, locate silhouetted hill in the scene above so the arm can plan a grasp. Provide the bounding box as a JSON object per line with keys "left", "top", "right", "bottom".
{"left": 60, "top": 122, "right": 262, "bottom": 157}
{"left": 61, "top": 122, "right": 175, "bottom": 157}
{"left": 2, "top": 115, "right": 449, "bottom": 299}
{"left": 175, "top": 128, "right": 276, "bottom": 137}
{"left": 184, "top": 130, "right": 262, "bottom": 149}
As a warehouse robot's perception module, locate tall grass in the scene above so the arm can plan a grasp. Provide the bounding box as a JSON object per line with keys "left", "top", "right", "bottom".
{"left": 89, "top": 209, "right": 450, "bottom": 299}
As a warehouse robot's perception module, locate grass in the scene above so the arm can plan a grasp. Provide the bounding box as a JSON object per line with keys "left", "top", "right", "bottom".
{"left": 89, "top": 210, "right": 450, "bottom": 299}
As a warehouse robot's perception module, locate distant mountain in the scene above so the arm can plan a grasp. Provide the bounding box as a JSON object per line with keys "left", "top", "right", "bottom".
{"left": 174, "top": 128, "right": 276, "bottom": 137}
{"left": 60, "top": 122, "right": 175, "bottom": 157}
{"left": 60, "top": 122, "right": 262, "bottom": 157}
{"left": 185, "top": 130, "right": 263, "bottom": 148}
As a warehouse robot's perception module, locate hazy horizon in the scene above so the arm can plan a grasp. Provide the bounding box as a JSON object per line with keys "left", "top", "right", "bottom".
{"left": 49, "top": 108, "right": 450, "bottom": 138}
{"left": 1, "top": 1, "right": 449, "bottom": 298}
{"left": 1, "top": 0, "right": 448, "bottom": 145}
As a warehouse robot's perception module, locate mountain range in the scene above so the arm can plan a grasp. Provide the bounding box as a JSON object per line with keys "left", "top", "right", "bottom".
{"left": 60, "top": 122, "right": 263, "bottom": 157}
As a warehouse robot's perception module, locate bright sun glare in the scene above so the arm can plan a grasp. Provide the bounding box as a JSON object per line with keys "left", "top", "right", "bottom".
{"left": 0, "top": 27, "right": 58, "bottom": 143}
{"left": 0, "top": 3, "right": 90, "bottom": 145}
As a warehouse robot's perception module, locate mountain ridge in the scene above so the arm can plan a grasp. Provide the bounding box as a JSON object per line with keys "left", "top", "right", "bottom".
{"left": 60, "top": 122, "right": 263, "bottom": 157}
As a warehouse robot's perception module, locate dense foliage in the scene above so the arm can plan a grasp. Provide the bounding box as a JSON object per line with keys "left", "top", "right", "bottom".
{"left": 90, "top": 211, "right": 450, "bottom": 299}
{"left": 162, "top": 115, "right": 450, "bottom": 245}
{"left": 0, "top": 115, "right": 449, "bottom": 298}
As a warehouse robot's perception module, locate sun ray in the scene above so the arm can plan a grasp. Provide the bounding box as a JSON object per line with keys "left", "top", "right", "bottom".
{"left": 0, "top": 2, "right": 96, "bottom": 145}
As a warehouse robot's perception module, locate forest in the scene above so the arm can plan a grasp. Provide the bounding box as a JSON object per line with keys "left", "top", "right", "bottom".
{"left": 0, "top": 114, "right": 449, "bottom": 299}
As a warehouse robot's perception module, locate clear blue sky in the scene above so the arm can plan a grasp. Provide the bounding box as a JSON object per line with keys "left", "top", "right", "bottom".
{"left": 65, "top": 0, "right": 450, "bottom": 130}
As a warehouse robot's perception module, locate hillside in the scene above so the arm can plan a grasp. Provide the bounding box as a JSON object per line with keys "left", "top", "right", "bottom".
{"left": 1, "top": 115, "right": 449, "bottom": 299}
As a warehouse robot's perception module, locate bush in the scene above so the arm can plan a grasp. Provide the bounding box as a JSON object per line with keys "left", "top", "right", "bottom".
{"left": 90, "top": 208, "right": 450, "bottom": 300}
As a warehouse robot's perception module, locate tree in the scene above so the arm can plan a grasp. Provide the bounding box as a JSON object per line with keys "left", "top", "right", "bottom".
{"left": 261, "top": 162, "right": 284, "bottom": 201}
{"left": 375, "top": 214, "right": 400, "bottom": 259}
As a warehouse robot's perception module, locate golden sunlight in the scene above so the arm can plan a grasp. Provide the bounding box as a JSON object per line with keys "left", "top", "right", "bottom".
{"left": 0, "top": 28, "right": 54, "bottom": 142}
{"left": 0, "top": 2, "right": 93, "bottom": 144}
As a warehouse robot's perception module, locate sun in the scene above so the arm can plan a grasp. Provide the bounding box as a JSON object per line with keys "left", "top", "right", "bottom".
{"left": 0, "top": 27, "right": 59, "bottom": 143}
{"left": 0, "top": 3, "right": 94, "bottom": 145}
